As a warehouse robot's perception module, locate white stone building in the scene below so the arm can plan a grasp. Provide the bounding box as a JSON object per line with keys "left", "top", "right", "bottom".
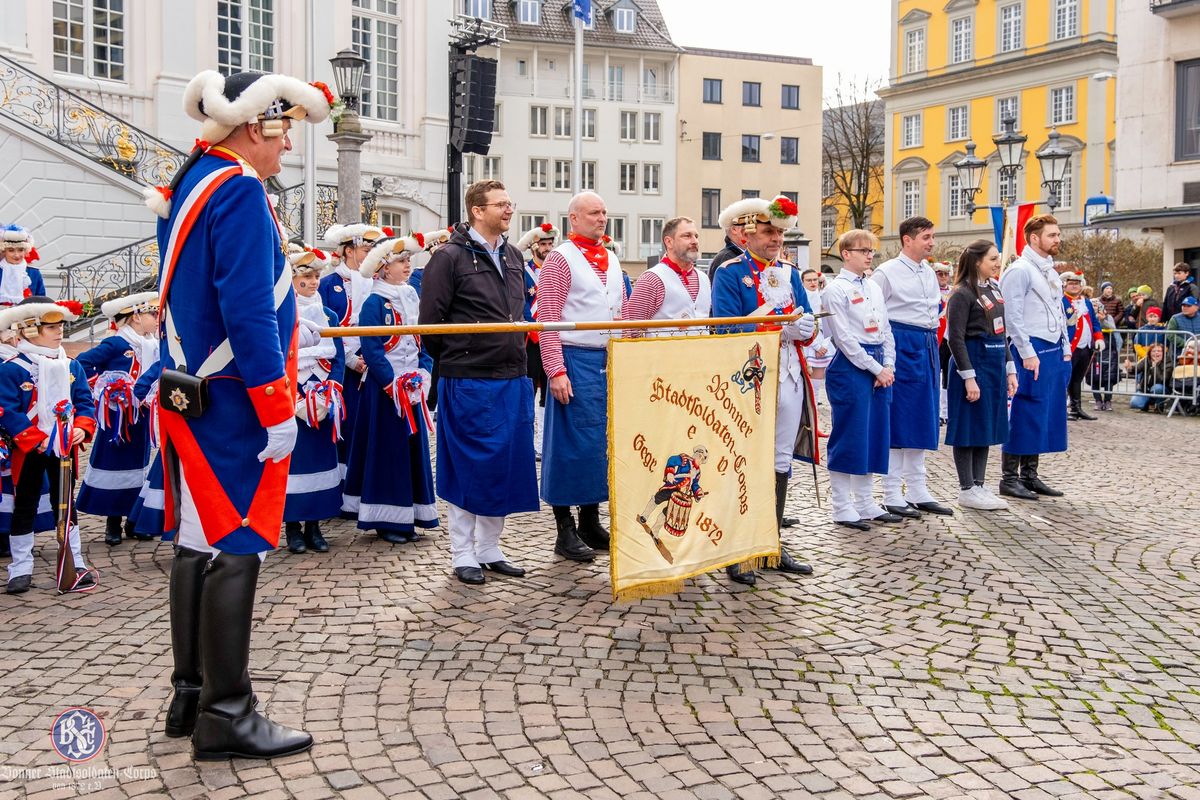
{"left": 0, "top": 0, "right": 449, "bottom": 297}
{"left": 1102, "top": 0, "right": 1200, "bottom": 283}
{"left": 469, "top": 0, "right": 680, "bottom": 271}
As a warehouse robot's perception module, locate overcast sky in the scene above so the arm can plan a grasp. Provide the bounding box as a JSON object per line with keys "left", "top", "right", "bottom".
{"left": 655, "top": 0, "right": 891, "bottom": 105}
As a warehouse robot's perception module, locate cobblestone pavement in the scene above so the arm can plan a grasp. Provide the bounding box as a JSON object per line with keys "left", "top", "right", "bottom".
{"left": 2, "top": 407, "right": 1200, "bottom": 800}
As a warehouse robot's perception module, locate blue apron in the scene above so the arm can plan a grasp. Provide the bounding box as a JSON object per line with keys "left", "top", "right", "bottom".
{"left": 541, "top": 345, "right": 609, "bottom": 506}
{"left": 946, "top": 337, "right": 1009, "bottom": 447}
{"left": 436, "top": 376, "right": 539, "bottom": 516}
{"left": 888, "top": 321, "right": 940, "bottom": 450}
{"left": 1003, "top": 337, "right": 1069, "bottom": 456}
{"left": 826, "top": 344, "right": 892, "bottom": 475}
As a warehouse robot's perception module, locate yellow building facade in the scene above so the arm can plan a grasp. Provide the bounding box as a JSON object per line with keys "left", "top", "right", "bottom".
{"left": 878, "top": 0, "right": 1117, "bottom": 247}
{"left": 676, "top": 49, "right": 823, "bottom": 262}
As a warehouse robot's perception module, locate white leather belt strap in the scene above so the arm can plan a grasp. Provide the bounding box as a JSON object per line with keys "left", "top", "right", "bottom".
{"left": 194, "top": 265, "right": 292, "bottom": 378}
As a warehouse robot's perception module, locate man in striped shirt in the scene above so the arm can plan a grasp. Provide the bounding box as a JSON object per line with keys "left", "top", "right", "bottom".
{"left": 538, "top": 192, "right": 628, "bottom": 562}
{"left": 623, "top": 216, "right": 710, "bottom": 330}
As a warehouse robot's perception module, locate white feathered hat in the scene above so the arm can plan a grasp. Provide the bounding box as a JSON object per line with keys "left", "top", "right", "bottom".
{"left": 323, "top": 223, "right": 388, "bottom": 250}
{"left": 0, "top": 296, "right": 80, "bottom": 333}
{"left": 516, "top": 222, "right": 560, "bottom": 253}
{"left": 287, "top": 243, "right": 324, "bottom": 277}
{"left": 100, "top": 290, "right": 159, "bottom": 321}
{"left": 1, "top": 225, "right": 33, "bottom": 251}
{"left": 145, "top": 70, "right": 334, "bottom": 219}
{"left": 723, "top": 196, "right": 798, "bottom": 232}
{"left": 359, "top": 236, "right": 422, "bottom": 279}
{"left": 422, "top": 227, "right": 452, "bottom": 252}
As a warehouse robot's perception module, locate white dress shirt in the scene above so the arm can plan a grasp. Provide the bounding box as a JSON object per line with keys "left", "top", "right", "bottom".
{"left": 999, "top": 248, "right": 1070, "bottom": 359}
{"left": 872, "top": 253, "right": 940, "bottom": 329}
{"left": 822, "top": 268, "right": 895, "bottom": 375}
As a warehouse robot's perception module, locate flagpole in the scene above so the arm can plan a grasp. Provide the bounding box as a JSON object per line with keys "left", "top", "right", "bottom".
{"left": 572, "top": 7, "right": 584, "bottom": 194}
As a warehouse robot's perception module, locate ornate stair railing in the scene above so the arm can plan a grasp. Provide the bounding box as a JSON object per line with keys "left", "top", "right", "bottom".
{"left": 274, "top": 182, "right": 379, "bottom": 241}
{"left": 59, "top": 237, "right": 159, "bottom": 335}
{"left": 0, "top": 54, "right": 184, "bottom": 187}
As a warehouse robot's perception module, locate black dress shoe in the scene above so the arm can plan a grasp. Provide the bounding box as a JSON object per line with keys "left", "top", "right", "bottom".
{"left": 998, "top": 479, "right": 1039, "bottom": 500}
{"left": 911, "top": 501, "right": 954, "bottom": 516}
{"left": 884, "top": 504, "right": 921, "bottom": 519}
{"left": 1021, "top": 477, "right": 1064, "bottom": 497}
{"left": 482, "top": 560, "right": 526, "bottom": 577}
{"left": 835, "top": 520, "right": 871, "bottom": 531}
{"left": 781, "top": 516, "right": 799, "bottom": 529}
{"left": 105, "top": 516, "right": 123, "bottom": 546}
{"left": 6, "top": 575, "right": 31, "bottom": 594}
{"left": 775, "top": 548, "right": 813, "bottom": 575}
{"left": 378, "top": 531, "right": 407, "bottom": 544}
{"left": 454, "top": 566, "right": 485, "bottom": 585}
{"left": 725, "top": 564, "right": 756, "bottom": 586}
{"left": 871, "top": 512, "right": 904, "bottom": 524}
{"left": 76, "top": 571, "right": 96, "bottom": 587}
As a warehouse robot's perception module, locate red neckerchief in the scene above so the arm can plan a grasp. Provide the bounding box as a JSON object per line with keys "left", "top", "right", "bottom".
{"left": 569, "top": 233, "right": 609, "bottom": 273}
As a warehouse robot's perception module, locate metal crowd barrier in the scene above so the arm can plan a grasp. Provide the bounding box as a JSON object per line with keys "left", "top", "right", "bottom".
{"left": 1087, "top": 328, "right": 1200, "bottom": 417}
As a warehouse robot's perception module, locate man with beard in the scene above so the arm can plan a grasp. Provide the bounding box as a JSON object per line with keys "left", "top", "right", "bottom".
{"left": 997, "top": 215, "right": 1071, "bottom": 500}
{"left": 623, "top": 216, "right": 711, "bottom": 332}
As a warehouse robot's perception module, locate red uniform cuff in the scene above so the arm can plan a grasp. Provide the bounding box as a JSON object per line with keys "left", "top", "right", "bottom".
{"left": 1093, "top": 332, "right": 1104, "bottom": 342}
{"left": 247, "top": 376, "right": 295, "bottom": 427}
{"left": 75, "top": 416, "right": 97, "bottom": 442}
{"left": 13, "top": 427, "right": 46, "bottom": 452}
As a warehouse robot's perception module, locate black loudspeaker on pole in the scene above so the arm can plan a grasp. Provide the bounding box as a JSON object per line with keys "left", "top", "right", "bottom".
{"left": 446, "top": 50, "right": 498, "bottom": 225}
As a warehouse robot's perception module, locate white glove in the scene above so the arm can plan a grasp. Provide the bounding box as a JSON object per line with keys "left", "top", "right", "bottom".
{"left": 257, "top": 417, "right": 298, "bottom": 463}
{"left": 1095, "top": 339, "right": 1106, "bottom": 353}
{"left": 294, "top": 399, "right": 309, "bottom": 421}
{"left": 781, "top": 314, "right": 816, "bottom": 343}
{"left": 313, "top": 399, "right": 330, "bottom": 422}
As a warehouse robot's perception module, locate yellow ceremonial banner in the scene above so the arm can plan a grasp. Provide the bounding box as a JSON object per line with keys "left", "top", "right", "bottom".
{"left": 608, "top": 331, "right": 781, "bottom": 602}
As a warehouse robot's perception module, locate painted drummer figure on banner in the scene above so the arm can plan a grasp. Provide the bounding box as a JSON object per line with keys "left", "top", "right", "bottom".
{"left": 636, "top": 445, "right": 708, "bottom": 559}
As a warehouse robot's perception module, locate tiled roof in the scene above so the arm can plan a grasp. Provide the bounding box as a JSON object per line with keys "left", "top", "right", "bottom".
{"left": 486, "top": 0, "right": 681, "bottom": 52}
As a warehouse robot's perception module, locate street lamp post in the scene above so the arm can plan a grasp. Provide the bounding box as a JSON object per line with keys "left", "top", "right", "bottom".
{"left": 993, "top": 115, "right": 1028, "bottom": 207}
{"left": 954, "top": 140, "right": 987, "bottom": 217}
{"left": 1035, "top": 128, "right": 1071, "bottom": 213}
{"left": 328, "top": 48, "right": 372, "bottom": 226}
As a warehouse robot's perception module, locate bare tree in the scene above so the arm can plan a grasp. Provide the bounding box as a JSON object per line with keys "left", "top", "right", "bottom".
{"left": 822, "top": 78, "right": 885, "bottom": 234}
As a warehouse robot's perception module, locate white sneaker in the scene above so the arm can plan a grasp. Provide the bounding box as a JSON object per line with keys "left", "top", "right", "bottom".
{"left": 957, "top": 488, "right": 990, "bottom": 510}
{"left": 974, "top": 486, "right": 1009, "bottom": 510}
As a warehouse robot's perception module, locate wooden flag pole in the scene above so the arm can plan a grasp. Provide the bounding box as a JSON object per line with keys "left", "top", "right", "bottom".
{"left": 323, "top": 311, "right": 832, "bottom": 339}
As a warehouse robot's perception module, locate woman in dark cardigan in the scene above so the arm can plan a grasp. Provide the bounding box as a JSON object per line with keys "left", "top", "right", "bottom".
{"left": 945, "top": 240, "right": 1019, "bottom": 510}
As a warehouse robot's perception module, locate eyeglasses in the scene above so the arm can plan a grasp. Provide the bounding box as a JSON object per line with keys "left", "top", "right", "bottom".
{"left": 477, "top": 201, "right": 516, "bottom": 211}
{"left": 845, "top": 248, "right": 876, "bottom": 255}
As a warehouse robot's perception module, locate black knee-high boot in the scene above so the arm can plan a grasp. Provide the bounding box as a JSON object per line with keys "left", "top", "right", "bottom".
{"left": 772, "top": 472, "right": 812, "bottom": 575}
{"left": 191, "top": 553, "right": 313, "bottom": 760}
{"left": 165, "top": 547, "right": 209, "bottom": 738}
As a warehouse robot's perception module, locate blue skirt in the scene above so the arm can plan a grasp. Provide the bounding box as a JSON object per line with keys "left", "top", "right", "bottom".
{"left": 284, "top": 410, "right": 346, "bottom": 523}
{"left": 826, "top": 345, "right": 892, "bottom": 475}
{"left": 946, "top": 337, "right": 1009, "bottom": 447}
{"left": 541, "top": 346, "right": 609, "bottom": 506}
{"left": 889, "top": 321, "right": 940, "bottom": 450}
{"left": 127, "top": 453, "right": 169, "bottom": 540}
{"left": 437, "top": 376, "right": 539, "bottom": 517}
{"left": 76, "top": 415, "right": 150, "bottom": 517}
{"left": 1004, "top": 337, "right": 1070, "bottom": 456}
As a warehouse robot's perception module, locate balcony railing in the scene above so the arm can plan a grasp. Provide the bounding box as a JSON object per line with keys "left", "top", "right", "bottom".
{"left": 60, "top": 237, "right": 160, "bottom": 338}
{"left": 1151, "top": 0, "right": 1200, "bottom": 16}
{"left": 0, "top": 54, "right": 184, "bottom": 187}
{"left": 274, "top": 183, "right": 378, "bottom": 242}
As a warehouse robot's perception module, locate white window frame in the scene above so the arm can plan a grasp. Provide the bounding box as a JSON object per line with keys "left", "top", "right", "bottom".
{"left": 53, "top": 0, "right": 127, "bottom": 80}
{"left": 529, "top": 158, "right": 548, "bottom": 190}
{"left": 1053, "top": 0, "right": 1078, "bottom": 40}
{"left": 639, "top": 218, "right": 664, "bottom": 259}
{"left": 620, "top": 110, "right": 638, "bottom": 142}
{"left": 1050, "top": 85, "right": 1075, "bottom": 126}
{"left": 352, "top": 4, "right": 399, "bottom": 121}
{"left": 581, "top": 161, "right": 596, "bottom": 191}
{"left": 553, "top": 160, "right": 572, "bottom": 191}
{"left": 218, "top": 0, "right": 274, "bottom": 75}
{"left": 997, "top": 96, "right": 1020, "bottom": 131}
{"left": 947, "top": 105, "right": 969, "bottom": 141}
{"left": 608, "top": 217, "right": 626, "bottom": 251}
{"left": 553, "top": 107, "right": 571, "bottom": 138}
{"left": 905, "top": 27, "right": 926, "bottom": 74}
{"left": 901, "top": 113, "right": 922, "bottom": 149}
{"left": 821, "top": 212, "right": 837, "bottom": 249}
{"left": 1057, "top": 152, "right": 1075, "bottom": 209}
{"left": 619, "top": 162, "right": 637, "bottom": 193}
{"left": 581, "top": 108, "right": 596, "bottom": 139}
{"left": 516, "top": 0, "right": 539, "bottom": 24}
{"left": 530, "top": 105, "right": 548, "bottom": 137}
{"left": 642, "top": 163, "right": 661, "bottom": 194}
{"left": 464, "top": 155, "right": 477, "bottom": 184}
{"left": 613, "top": 7, "right": 635, "bottom": 33}
{"left": 950, "top": 16, "right": 973, "bottom": 65}
{"left": 377, "top": 208, "right": 409, "bottom": 233}
{"left": 482, "top": 155, "right": 501, "bottom": 181}
{"left": 995, "top": 165, "right": 1017, "bottom": 205}
{"left": 642, "top": 112, "right": 661, "bottom": 143}
{"left": 463, "top": 0, "right": 491, "bottom": 19}
{"left": 999, "top": 3, "right": 1023, "bottom": 53}
{"left": 901, "top": 178, "right": 922, "bottom": 220}
{"left": 519, "top": 213, "right": 548, "bottom": 232}
{"left": 947, "top": 174, "right": 964, "bottom": 219}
